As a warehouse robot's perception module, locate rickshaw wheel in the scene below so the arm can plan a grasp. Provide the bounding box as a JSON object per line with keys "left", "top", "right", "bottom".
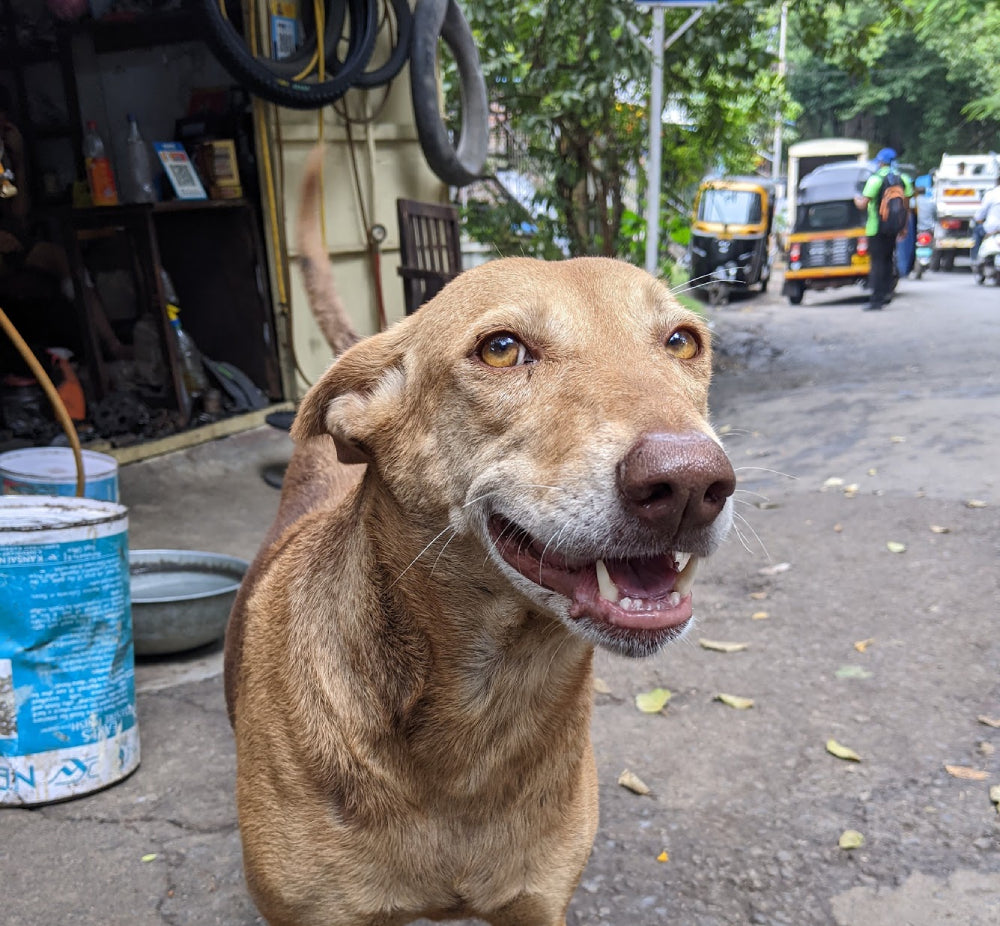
{"left": 786, "top": 281, "right": 804, "bottom": 305}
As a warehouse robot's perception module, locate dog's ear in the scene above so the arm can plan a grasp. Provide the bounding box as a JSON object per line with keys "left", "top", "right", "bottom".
{"left": 291, "top": 329, "right": 407, "bottom": 464}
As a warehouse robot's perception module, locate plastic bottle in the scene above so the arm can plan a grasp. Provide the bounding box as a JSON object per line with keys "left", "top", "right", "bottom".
{"left": 125, "top": 114, "right": 156, "bottom": 203}
{"left": 161, "top": 269, "right": 208, "bottom": 398}
{"left": 82, "top": 120, "right": 119, "bottom": 206}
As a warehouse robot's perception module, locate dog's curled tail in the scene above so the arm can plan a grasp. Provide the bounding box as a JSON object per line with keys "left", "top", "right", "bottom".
{"left": 297, "top": 144, "right": 362, "bottom": 356}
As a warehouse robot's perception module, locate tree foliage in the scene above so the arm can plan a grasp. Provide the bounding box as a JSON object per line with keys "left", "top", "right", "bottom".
{"left": 449, "top": 0, "right": 1000, "bottom": 263}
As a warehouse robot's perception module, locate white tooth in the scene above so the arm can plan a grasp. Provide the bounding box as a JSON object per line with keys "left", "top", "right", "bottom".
{"left": 596, "top": 559, "right": 620, "bottom": 603}
{"left": 674, "top": 551, "right": 692, "bottom": 572}
{"left": 668, "top": 592, "right": 681, "bottom": 607}
{"left": 673, "top": 556, "right": 701, "bottom": 597}
{"left": 620, "top": 596, "right": 633, "bottom": 610}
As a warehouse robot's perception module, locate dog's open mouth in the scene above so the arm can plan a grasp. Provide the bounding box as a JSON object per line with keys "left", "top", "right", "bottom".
{"left": 488, "top": 514, "right": 699, "bottom": 635}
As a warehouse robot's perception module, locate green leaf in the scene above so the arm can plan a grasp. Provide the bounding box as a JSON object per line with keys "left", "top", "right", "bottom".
{"left": 827, "top": 739, "right": 862, "bottom": 762}
{"left": 635, "top": 688, "right": 672, "bottom": 713}
{"left": 839, "top": 829, "right": 865, "bottom": 850}
{"left": 715, "top": 693, "right": 754, "bottom": 710}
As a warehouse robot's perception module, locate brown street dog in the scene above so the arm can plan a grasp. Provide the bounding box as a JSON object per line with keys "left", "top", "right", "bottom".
{"left": 225, "top": 149, "right": 736, "bottom": 926}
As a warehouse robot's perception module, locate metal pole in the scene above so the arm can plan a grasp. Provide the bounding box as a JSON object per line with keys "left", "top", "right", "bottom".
{"left": 644, "top": 5, "right": 665, "bottom": 276}
{"left": 771, "top": 1, "right": 788, "bottom": 181}
{"left": 645, "top": 7, "right": 705, "bottom": 276}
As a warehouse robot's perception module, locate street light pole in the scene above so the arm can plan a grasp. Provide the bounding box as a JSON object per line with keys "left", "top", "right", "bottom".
{"left": 771, "top": 1, "right": 788, "bottom": 182}
{"left": 644, "top": 6, "right": 665, "bottom": 276}
{"left": 643, "top": 5, "right": 706, "bottom": 277}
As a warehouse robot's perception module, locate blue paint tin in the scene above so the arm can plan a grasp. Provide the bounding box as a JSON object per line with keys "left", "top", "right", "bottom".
{"left": 0, "top": 496, "right": 139, "bottom": 805}
{"left": 0, "top": 448, "right": 119, "bottom": 502}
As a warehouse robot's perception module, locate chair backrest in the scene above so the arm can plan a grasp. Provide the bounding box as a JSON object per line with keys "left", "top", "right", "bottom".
{"left": 396, "top": 198, "right": 462, "bottom": 315}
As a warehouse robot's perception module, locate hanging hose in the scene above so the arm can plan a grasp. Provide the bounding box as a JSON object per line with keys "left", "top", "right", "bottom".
{"left": 0, "top": 305, "right": 85, "bottom": 497}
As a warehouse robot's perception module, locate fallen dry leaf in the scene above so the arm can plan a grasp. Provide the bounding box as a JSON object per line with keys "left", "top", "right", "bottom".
{"left": 978, "top": 715, "right": 1000, "bottom": 729}
{"left": 827, "top": 739, "right": 862, "bottom": 762}
{"left": 618, "top": 769, "right": 650, "bottom": 795}
{"left": 715, "top": 693, "right": 754, "bottom": 710}
{"left": 836, "top": 665, "right": 873, "bottom": 680}
{"left": 656, "top": 850, "right": 670, "bottom": 862}
{"left": 886, "top": 541, "right": 907, "bottom": 554}
{"left": 592, "top": 677, "right": 612, "bottom": 695}
{"left": 699, "top": 639, "right": 749, "bottom": 653}
{"left": 749, "top": 591, "right": 768, "bottom": 600}
{"left": 634, "top": 688, "right": 671, "bottom": 714}
{"left": 867, "top": 467, "right": 878, "bottom": 476}
{"left": 751, "top": 610, "right": 770, "bottom": 620}
{"left": 990, "top": 784, "right": 1000, "bottom": 811}
{"left": 929, "top": 525, "right": 950, "bottom": 534}
{"left": 823, "top": 477, "right": 845, "bottom": 488}
{"left": 965, "top": 499, "right": 988, "bottom": 509}
{"left": 890, "top": 435, "right": 906, "bottom": 443}
{"left": 979, "top": 742, "right": 996, "bottom": 757}
{"left": 944, "top": 765, "right": 989, "bottom": 781}
{"left": 838, "top": 830, "right": 865, "bottom": 850}
{"left": 141, "top": 854, "right": 158, "bottom": 863}
{"left": 843, "top": 484, "right": 860, "bottom": 497}
{"left": 757, "top": 562, "right": 791, "bottom": 576}
{"left": 853, "top": 638, "right": 875, "bottom": 653}
{"left": 833, "top": 523, "right": 843, "bottom": 533}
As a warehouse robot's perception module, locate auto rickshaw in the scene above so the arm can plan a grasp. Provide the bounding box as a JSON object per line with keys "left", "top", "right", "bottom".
{"left": 688, "top": 176, "right": 775, "bottom": 305}
{"left": 782, "top": 161, "right": 880, "bottom": 305}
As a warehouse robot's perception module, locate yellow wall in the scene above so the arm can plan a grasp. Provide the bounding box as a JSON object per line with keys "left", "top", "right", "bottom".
{"left": 259, "top": 64, "right": 448, "bottom": 396}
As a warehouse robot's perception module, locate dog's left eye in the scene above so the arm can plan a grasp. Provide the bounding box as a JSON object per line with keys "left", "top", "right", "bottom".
{"left": 479, "top": 333, "right": 531, "bottom": 368}
{"left": 665, "top": 328, "right": 700, "bottom": 360}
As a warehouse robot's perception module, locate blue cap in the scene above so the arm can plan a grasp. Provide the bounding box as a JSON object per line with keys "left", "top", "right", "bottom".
{"left": 875, "top": 147, "right": 897, "bottom": 164}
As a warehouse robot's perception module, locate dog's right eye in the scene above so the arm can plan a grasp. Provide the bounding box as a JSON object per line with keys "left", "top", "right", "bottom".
{"left": 478, "top": 333, "right": 531, "bottom": 368}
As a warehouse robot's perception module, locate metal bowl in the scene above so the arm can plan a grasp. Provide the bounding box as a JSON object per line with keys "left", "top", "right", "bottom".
{"left": 129, "top": 549, "right": 248, "bottom": 656}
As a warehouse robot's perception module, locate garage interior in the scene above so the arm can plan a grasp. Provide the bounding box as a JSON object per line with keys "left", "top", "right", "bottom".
{"left": 0, "top": 0, "right": 463, "bottom": 463}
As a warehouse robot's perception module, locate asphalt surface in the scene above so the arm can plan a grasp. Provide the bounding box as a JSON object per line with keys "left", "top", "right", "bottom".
{"left": 3, "top": 267, "right": 999, "bottom": 926}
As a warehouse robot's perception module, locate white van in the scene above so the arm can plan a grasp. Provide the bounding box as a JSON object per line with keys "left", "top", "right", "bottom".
{"left": 931, "top": 153, "right": 999, "bottom": 270}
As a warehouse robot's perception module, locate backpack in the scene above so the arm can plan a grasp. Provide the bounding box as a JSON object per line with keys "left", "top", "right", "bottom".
{"left": 877, "top": 170, "right": 909, "bottom": 236}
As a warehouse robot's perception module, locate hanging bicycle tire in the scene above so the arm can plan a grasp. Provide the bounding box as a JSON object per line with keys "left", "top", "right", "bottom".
{"left": 353, "top": 0, "right": 413, "bottom": 88}
{"left": 198, "top": 0, "right": 378, "bottom": 109}
{"left": 409, "top": 0, "right": 488, "bottom": 187}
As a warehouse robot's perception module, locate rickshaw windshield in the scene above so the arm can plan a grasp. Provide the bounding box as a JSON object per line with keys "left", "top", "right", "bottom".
{"left": 796, "top": 200, "right": 866, "bottom": 232}
{"left": 698, "top": 189, "right": 763, "bottom": 225}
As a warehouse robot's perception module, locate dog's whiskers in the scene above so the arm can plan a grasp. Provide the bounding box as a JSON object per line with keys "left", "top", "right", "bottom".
{"left": 390, "top": 524, "right": 460, "bottom": 587}
{"left": 731, "top": 510, "right": 769, "bottom": 559}
{"left": 734, "top": 466, "right": 799, "bottom": 481}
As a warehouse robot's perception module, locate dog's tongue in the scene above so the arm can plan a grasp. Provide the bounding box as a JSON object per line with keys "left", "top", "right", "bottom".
{"left": 605, "top": 554, "right": 677, "bottom": 598}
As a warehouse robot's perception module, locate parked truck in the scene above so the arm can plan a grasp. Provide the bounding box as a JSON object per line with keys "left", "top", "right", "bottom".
{"left": 930, "top": 153, "right": 999, "bottom": 271}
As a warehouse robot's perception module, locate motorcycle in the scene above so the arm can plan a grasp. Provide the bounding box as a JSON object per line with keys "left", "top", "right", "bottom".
{"left": 913, "top": 229, "right": 934, "bottom": 280}
{"left": 972, "top": 232, "right": 1000, "bottom": 285}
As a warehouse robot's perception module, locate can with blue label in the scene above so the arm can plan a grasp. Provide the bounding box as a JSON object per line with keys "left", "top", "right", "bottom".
{"left": 0, "top": 496, "right": 139, "bottom": 805}
{"left": 0, "top": 447, "right": 119, "bottom": 502}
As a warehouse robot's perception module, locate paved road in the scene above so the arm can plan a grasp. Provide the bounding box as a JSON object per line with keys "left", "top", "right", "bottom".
{"left": 3, "top": 268, "right": 998, "bottom": 926}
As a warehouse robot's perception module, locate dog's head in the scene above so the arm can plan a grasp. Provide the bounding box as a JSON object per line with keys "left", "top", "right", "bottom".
{"left": 294, "top": 257, "right": 735, "bottom": 656}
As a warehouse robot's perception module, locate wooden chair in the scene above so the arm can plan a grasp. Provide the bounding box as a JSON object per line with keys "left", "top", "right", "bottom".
{"left": 396, "top": 198, "right": 462, "bottom": 315}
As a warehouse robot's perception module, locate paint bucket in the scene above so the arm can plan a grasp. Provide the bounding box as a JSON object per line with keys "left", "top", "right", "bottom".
{"left": 0, "top": 448, "right": 119, "bottom": 502}
{"left": 0, "top": 496, "right": 139, "bottom": 805}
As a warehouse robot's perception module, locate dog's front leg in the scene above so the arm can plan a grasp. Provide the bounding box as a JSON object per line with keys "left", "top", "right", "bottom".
{"left": 487, "top": 894, "right": 571, "bottom": 926}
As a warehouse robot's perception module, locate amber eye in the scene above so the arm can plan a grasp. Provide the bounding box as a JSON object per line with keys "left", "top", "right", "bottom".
{"left": 665, "top": 328, "right": 700, "bottom": 360}
{"left": 479, "top": 333, "right": 530, "bottom": 368}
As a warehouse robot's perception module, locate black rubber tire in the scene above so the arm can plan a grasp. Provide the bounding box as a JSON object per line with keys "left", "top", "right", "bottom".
{"left": 199, "top": 0, "right": 378, "bottom": 109}
{"left": 942, "top": 252, "right": 955, "bottom": 271}
{"left": 930, "top": 251, "right": 941, "bottom": 272}
{"left": 787, "top": 281, "right": 804, "bottom": 305}
{"left": 410, "top": 0, "right": 488, "bottom": 187}
{"left": 353, "top": 0, "right": 414, "bottom": 88}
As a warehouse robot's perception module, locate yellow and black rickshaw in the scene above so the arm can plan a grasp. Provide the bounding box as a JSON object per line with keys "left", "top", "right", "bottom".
{"left": 689, "top": 176, "right": 775, "bottom": 305}
{"left": 782, "top": 161, "right": 876, "bottom": 305}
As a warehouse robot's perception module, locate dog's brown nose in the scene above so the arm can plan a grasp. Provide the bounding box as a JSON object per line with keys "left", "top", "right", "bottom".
{"left": 617, "top": 432, "right": 736, "bottom": 531}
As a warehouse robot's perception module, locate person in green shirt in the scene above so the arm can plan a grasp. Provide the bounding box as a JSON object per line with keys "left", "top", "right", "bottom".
{"left": 854, "top": 147, "right": 915, "bottom": 311}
